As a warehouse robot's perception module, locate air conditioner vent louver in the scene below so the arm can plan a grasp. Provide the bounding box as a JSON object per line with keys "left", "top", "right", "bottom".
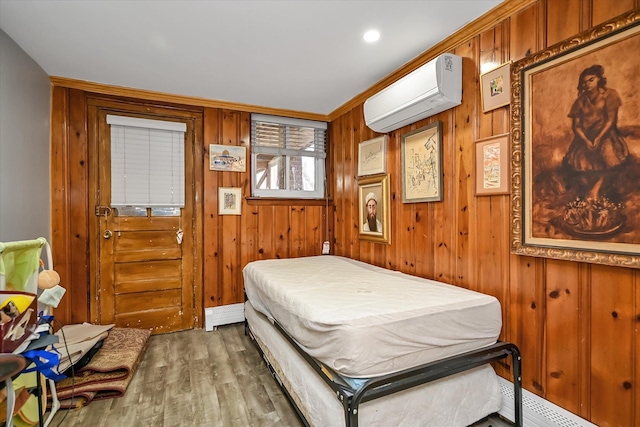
{"left": 364, "top": 54, "right": 462, "bottom": 133}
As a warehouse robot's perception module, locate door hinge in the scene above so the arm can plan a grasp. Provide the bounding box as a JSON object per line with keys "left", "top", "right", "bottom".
{"left": 95, "top": 206, "right": 112, "bottom": 217}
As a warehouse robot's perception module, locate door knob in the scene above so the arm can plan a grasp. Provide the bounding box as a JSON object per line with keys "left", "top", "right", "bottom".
{"left": 103, "top": 230, "right": 113, "bottom": 239}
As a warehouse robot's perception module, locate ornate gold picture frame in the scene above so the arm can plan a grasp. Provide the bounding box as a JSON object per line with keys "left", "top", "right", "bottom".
{"left": 511, "top": 12, "right": 640, "bottom": 268}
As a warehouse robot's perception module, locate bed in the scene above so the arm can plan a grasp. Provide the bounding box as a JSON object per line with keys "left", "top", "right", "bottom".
{"left": 243, "top": 255, "right": 522, "bottom": 427}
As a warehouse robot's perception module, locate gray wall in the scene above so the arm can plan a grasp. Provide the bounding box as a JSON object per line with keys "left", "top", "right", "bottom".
{"left": 0, "top": 29, "right": 51, "bottom": 243}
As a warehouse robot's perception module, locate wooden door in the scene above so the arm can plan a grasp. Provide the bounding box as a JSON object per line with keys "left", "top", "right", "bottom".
{"left": 90, "top": 104, "right": 199, "bottom": 334}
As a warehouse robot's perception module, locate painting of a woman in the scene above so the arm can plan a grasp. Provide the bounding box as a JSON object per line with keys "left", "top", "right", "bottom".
{"left": 512, "top": 16, "right": 640, "bottom": 265}
{"left": 525, "top": 29, "right": 640, "bottom": 248}
{"left": 561, "top": 65, "right": 631, "bottom": 201}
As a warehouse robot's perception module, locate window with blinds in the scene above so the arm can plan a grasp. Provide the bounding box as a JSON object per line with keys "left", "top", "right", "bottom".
{"left": 107, "top": 115, "right": 186, "bottom": 208}
{"left": 251, "top": 114, "right": 327, "bottom": 198}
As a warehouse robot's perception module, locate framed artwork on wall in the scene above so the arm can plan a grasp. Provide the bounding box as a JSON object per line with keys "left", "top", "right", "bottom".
{"left": 357, "top": 135, "right": 388, "bottom": 177}
{"left": 209, "top": 144, "right": 247, "bottom": 172}
{"left": 474, "top": 133, "right": 510, "bottom": 196}
{"left": 218, "top": 187, "right": 242, "bottom": 215}
{"left": 510, "top": 12, "right": 640, "bottom": 268}
{"left": 358, "top": 174, "right": 390, "bottom": 244}
{"left": 480, "top": 61, "right": 511, "bottom": 113}
{"left": 401, "top": 121, "right": 443, "bottom": 203}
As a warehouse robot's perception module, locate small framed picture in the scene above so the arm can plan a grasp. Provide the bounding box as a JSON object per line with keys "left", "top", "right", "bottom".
{"left": 218, "top": 187, "right": 242, "bottom": 215}
{"left": 357, "top": 135, "right": 388, "bottom": 177}
{"left": 480, "top": 62, "right": 511, "bottom": 113}
{"left": 401, "top": 121, "right": 443, "bottom": 203}
{"left": 358, "top": 174, "right": 390, "bottom": 244}
{"left": 474, "top": 133, "right": 510, "bottom": 196}
{"left": 209, "top": 144, "right": 247, "bottom": 172}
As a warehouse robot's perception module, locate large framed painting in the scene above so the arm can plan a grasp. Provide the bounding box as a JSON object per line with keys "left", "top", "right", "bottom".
{"left": 401, "top": 121, "right": 443, "bottom": 203}
{"left": 510, "top": 11, "right": 640, "bottom": 268}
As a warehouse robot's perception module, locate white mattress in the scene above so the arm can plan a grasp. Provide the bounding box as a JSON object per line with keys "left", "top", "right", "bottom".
{"left": 243, "top": 255, "right": 502, "bottom": 378}
{"left": 245, "top": 301, "right": 503, "bottom": 427}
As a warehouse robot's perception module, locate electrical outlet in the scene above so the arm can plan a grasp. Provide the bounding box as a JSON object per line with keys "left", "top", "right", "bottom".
{"left": 322, "top": 241, "right": 330, "bottom": 255}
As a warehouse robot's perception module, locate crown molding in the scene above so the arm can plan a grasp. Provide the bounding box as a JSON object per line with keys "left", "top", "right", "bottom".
{"left": 49, "top": 76, "right": 330, "bottom": 123}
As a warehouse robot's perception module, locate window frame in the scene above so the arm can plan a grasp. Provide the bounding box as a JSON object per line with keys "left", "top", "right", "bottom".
{"left": 250, "top": 114, "right": 327, "bottom": 199}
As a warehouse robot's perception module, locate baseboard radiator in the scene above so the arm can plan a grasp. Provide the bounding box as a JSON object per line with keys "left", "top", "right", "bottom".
{"left": 205, "top": 303, "right": 245, "bottom": 331}
{"left": 498, "top": 377, "right": 597, "bottom": 427}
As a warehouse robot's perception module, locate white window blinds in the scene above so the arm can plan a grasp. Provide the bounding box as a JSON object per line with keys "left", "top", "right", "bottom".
{"left": 107, "top": 115, "right": 186, "bottom": 207}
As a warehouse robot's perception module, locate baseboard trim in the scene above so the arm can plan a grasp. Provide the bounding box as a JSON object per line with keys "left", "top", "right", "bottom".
{"left": 498, "top": 377, "right": 596, "bottom": 427}
{"left": 205, "top": 303, "right": 245, "bottom": 331}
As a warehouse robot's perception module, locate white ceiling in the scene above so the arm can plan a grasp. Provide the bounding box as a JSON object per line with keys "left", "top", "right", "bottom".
{"left": 0, "top": 0, "right": 502, "bottom": 116}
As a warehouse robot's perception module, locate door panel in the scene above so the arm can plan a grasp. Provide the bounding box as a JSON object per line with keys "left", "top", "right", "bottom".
{"left": 115, "top": 289, "right": 182, "bottom": 313}
{"left": 114, "top": 307, "right": 183, "bottom": 332}
{"left": 93, "top": 107, "right": 196, "bottom": 334}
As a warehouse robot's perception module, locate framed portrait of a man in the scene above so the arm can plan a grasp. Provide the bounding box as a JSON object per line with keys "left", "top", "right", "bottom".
{"left": 358, "top": 174, "right": 390, "bottom": 244}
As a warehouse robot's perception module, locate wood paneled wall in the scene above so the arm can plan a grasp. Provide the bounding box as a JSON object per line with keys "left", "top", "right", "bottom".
{"left": 202, "top": 108, "right": 330, "bottom": 307}
{"left": 328, "top": 1, "right": 639, "bottom": 426}
{"left": 50, "top": 93, "right": 331, "bottom": 327}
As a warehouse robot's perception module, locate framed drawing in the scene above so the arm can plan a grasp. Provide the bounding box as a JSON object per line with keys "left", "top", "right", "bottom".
{"left": 474, "top": 133, "right": 509, "bottom": 196}
{"left": 401, "top": 121, "right": 443, "bottom": 203}
{"left": 480, "top": 61, "right": 511, "bottom": 113}
{"left": 218, "top": 187, "right": 242, "bottom": 215}
{"left": 511, "top": 12, "right": 640, "bottom": 268}
{"left": 357, "top": 135, "right": 388, "bottom": 176}
{"left": 358, "top": 174, "right": 390, "bottom": 244}
{"left": 209, "top": 144, "right": 247, "bottom": 172}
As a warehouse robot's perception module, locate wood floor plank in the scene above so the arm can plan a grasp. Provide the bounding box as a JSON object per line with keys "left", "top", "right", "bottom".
{"left": 49, "top": 323, "right": 513, "bottom": 427}
{"left": 215, "top": 380, "right": 253, "bottom": 426}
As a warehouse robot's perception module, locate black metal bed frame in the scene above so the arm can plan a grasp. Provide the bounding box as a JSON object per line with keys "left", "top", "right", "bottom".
{"left": 245, "top": 317, "right": 523, "bottom": 427}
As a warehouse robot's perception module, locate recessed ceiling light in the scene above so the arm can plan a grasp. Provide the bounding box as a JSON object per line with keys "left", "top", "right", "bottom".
{"left": 363, "top": 30, "right": 380, "bottom": 43}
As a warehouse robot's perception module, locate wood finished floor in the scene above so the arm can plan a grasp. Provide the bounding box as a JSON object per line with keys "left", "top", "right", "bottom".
{"left": 49, "top": 323, "right": 513, "bottom": 427}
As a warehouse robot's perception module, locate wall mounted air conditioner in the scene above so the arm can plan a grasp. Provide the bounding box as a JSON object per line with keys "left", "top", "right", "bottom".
{"left": 364, "top": 53, "right": 462, "bottom": 133}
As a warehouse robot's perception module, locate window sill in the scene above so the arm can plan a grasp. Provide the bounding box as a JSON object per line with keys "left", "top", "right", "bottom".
{"left": 246, "top": 197, "right": 332, "bottom": 206}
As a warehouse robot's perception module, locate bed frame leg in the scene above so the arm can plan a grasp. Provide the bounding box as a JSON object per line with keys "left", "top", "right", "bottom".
{"left": 512, "top": 346, "right": 523, "bottom": 427}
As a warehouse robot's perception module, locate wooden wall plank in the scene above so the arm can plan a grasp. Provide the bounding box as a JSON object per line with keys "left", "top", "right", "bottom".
{"left": 578, "top": 263, "right": 592, "bottom": 419}
{"left": 239, "top": 111, "right": 257, "bottom": 277}
{"left": 219, "top": 110, "right": 242, "bottom": 305}
{"left": 413, "top": 203, "right": 434, "bottom": 279}
{"left": 306, "top": 206, "right": 323, "bottom": 257}
{"left": 333, "top": 114, "right": 347, "bottom": 257}
{"left": 347, "top": 109, "right": 361, "bottom": 263}
{"left": 453, "top": 40, "right": 477, "bottom": 292}
{"left": 635, "top": 270, "right": 640, "bottom": 427}
{"left": 433, "top": 115, "right": 454, "bottom": 283}
{"left": 509, "top": 1, "right": 541, "bottom": 59}
{"left": 273, "top": 205, "right": 290, "bottom": 260}
{"left": 590, "top": 265, "right": 634, "bottom": 426}
{"left": 592, "top": 0, "right": 637, "bottom": 25}
{"left": 203, "top": 108, "right": 220, "bottom": 307}
{"left": 257, "top": 206, "right": 275, "bottom": 260}
{"left": 546, "top": 0, "right": 582, "bottom": 45}
{"left": 67, "top": 89, "right": 90, "bottom": 324}
{"left": 290, "top": 206, "right": 306, "bottom": 258}
{"left": 506, "top": 0, "right": 548, "bottom": 399}
{"left": 50, "top": 86, "right": 71, "bottom": 326}
{"left": 545, "top": 260, "right": 581, "bottom": 413}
